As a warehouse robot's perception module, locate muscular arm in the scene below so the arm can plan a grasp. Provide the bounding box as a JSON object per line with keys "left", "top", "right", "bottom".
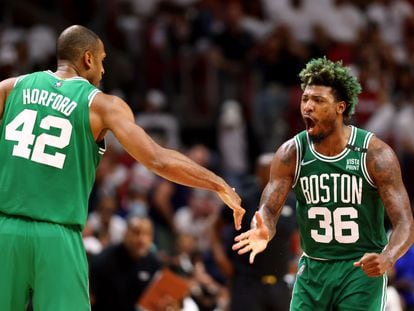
{"left": 233, "top": 139, "right": 297, "bottom": 262}
{"left": 256, "top": 139, "right": 297, "bottom": 240}
{"left": 90, "top": 93, "right": 244, "bottom": 227}
{"left": 367, "top": 137, "right": 414, "bottom": 265}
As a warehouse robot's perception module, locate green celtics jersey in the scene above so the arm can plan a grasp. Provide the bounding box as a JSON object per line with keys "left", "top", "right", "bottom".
{"left": 0, "top": 71, "right": 104, "bottom": 228}
{"left": 292, "top": 126, "right": 387, "bottom": 260}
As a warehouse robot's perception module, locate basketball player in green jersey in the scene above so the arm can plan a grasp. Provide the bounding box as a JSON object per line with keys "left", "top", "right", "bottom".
{"left": 233, "top": 57, "right": 414, "bottom": 310}
{"left": 0, "top": 25, "right": 245, "bottom": 311}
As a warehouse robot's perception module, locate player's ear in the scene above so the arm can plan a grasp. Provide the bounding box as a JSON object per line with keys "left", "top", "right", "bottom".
{"left": 336, "top": 101, "right": 346, "bottom": 115}
{"left": 83, "top": 50, "right": 94, "bottom": 69}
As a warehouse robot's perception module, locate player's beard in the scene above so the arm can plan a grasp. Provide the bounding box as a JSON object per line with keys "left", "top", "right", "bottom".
{"left": 308, "top": 133, "right": 325, "bottom": 144}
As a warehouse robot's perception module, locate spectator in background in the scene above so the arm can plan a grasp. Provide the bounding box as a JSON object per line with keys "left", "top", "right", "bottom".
{"left": 321, "top": 0, "right": 366, "bottom": 45}
{"left": 262, "top": 0, "right": 319, "bottom": 44}
{"left": 84, "top": 195, "right": 127, "bottom": 250}
{"left": 174, "top": 188, "right": 222, "bottom": 254}
{"left": 366, "top": 0, "right": 414, "bottom": 48}
{"left": 253, "top": 25, "right": 307, "bottom": 152}
{"left": 391, "top": 67, "right": 414, "bottom": 204}
{"left": 89, "top": 216, "right": 161, "bottom": 311}
{"left": 148, "top": 143, "right": 217, "bottom": 259}
{"left": 135, "top": 89, "right": 181, "bottom": 150}
{"left": 212, "top": 153, "right": 299, "bottom": 311}
{"left": 210, "top": 1, "right": 255, "bottom": 105}
{"left": 217, "top": 99, "right": 249, "bottom": 190}
{"left": 169, "top": 233, "right": 228, "bottom": 311}
{"left": 122, "top": 182, "right": 151, "bottom": 218}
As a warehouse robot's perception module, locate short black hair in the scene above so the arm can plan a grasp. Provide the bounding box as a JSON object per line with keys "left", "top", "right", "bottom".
{"left": 57, "top": 25, "right": 100, "bottom": 62}
{"left": 299, "top": 57, "right": 362, "bottom": 119}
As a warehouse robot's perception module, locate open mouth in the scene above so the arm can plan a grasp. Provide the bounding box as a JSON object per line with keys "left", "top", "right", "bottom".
{"left": 303, "top": 116, "right": 316, "bottom": 133}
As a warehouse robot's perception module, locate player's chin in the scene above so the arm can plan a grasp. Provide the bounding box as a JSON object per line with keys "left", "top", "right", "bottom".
{"left": 308, "top": 130, "right": 326, "bottom": 144}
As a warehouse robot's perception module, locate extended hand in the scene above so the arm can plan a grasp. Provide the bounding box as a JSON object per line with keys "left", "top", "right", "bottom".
{"left": 353, "top": 252, "right": 393, "bottom": 277}
{"left": 232, "top": 212, "right": 269, "bottom": 263}
{"left": 217, "top": 186, "right": 245, "bottom": 230}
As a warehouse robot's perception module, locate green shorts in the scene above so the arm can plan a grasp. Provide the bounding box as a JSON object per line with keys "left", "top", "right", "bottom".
{"left": 290, "top": 255, "right": 387, "bottom": 311}
{"left": 0, "top": 213, "right": 90, "bottom": 311}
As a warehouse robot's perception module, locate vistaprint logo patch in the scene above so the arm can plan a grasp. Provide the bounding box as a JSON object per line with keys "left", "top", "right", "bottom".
{"left": 346, "top": 158, "right": 360, "bottom": 171}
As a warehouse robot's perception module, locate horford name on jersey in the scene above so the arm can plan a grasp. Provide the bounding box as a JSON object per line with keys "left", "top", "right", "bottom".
{"left": 299, "top": 173, "right": 362, "bottom": 205}
{"left": 22, "top": 88, "right": 77, "bottom": 116}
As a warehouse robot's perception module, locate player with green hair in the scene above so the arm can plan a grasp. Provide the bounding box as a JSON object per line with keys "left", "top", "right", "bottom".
{"left": 233, "top": 57, "right": 414, "bottom": 310}
{"left": 299, "top": 57, "right": 361, "bottom": 119}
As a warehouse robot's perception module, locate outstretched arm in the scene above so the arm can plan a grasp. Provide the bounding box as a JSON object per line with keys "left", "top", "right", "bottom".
{"left": 232, "top": 139, "right": 297, "bottom": 262}
{"left": 354, "top": 136, "right": 414, "bottom": 277}
{"left": 90, "top": 93, "right": 245, "bottom": 229}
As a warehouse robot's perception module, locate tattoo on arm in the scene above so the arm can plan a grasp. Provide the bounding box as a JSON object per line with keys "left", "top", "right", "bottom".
{"left": 257, "top": 139, "right": 296, "bottom": 240}
{"left": 368, "top": 138, "right": 414, "bottom": 262}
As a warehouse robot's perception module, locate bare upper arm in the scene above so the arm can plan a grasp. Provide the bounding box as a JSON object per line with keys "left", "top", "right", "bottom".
{"left": 0, "top": 77, "right": 18, "bottom": 119}
{"left": 366, "top": 136, "right": 412, "bottom": 224}
{"left": 90, "top": 92, "right": 162, "bottom": 168}
{"left": 269, "top": 138, "right": 297, "bottom": 187}
{"left": 261, "top": 139, "right": 297, "bottom": 211}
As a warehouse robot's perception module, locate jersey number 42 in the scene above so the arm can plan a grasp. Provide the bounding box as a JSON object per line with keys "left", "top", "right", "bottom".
{"left": 5, "top": 109, "right": 72, "bottom": 169}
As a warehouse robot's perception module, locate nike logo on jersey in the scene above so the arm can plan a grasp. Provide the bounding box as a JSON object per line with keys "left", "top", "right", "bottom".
{"left": 301, "top": 158, "right": 317, "bottom": 166}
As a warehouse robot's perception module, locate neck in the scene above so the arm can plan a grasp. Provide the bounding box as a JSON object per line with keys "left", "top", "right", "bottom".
{"left": 54, "top": 62, "right": 82, "bottom": 79}
{"left": 313, "top": 124, "right": 351, "bottom": 156}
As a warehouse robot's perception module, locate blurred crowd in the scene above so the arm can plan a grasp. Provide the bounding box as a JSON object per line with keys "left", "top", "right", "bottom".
{"left": 2, "top": 0, "right": 414, "bottom": 310}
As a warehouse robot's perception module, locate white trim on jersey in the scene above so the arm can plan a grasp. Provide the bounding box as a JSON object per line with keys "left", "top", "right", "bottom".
{"left": 308, "top": 125, "right": 356, "bottom": 162}
{"left": 293, "top": 136, "right": 302, "bottom": 188}
{"left": 14, "top": 74, "right": 29, "bottom": 87}
{"left": 88, "top": 89, "right": 101, "bottom": 107}
{"left": 361, "top": 133, "right": 376, "bottom": 188}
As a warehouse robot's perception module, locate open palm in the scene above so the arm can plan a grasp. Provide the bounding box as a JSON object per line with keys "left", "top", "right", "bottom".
{"left": 232, "top": 212, "right": 270, "bottom": 263}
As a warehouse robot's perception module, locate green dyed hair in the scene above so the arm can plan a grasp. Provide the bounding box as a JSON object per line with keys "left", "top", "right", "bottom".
{"left": 299, "top": 57, "right": 362, "bottom": 119}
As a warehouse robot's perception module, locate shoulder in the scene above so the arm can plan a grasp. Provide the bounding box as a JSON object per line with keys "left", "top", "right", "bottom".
{"left": 0, "top": 77, "right": 19, "bottom": 91}
{"left": 269, "top": 137, "right": 298, "bottom": 179}
{"left": 366, "top": 135, "right": 401, "bottom": 185}
{"left": 367, "top": 135, "right": 397, "bottom": 161}
{"left": 89, "top": 92, "right": 135, "bottom": 136}
{"left": 91, "top": 92, "right": 133, "bottom": 118}
{"left": 275, "top": 138, "right": 298, "bottom": 165}
{"left": 92, "top": 92, "right": 122, "bottom": 109}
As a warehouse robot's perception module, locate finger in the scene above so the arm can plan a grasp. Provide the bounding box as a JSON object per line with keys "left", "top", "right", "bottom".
{"left": 232, "top": 243, "right": 243, "bottom": 251}
{"left": 353, "top": 261, "right": 362, "bottom": 267}
{"left": 237, "top": 244, "right": 252, "bottom": 255}
{"left": 236, "top": 208, "right": 246, "bottom": 230}
{"left": 249, "top": 251, "right": 257, "bottom": 264}
{"left": 234, "top": 231, "right": 249, "bottom": 242}
{"left": 234, "top": 210, "right": 243, "bottom": 230}
{"left": 234, "top": 217, "right": 241, "bottom": 231}
{"left": 232, "top": 238, "right": 250, "bottom": 250}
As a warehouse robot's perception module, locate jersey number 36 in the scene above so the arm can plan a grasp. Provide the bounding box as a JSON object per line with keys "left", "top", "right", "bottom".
{"left": 308, "top": 206, "right": 359, "bottom": 244}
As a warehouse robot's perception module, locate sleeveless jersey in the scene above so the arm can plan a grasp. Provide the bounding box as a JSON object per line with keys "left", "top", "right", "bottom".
{"left": 0, "top": 71, "right": 104, "bottom": 228}
{"left": 292, "top": 126, "right": 387, "bottom": 260}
